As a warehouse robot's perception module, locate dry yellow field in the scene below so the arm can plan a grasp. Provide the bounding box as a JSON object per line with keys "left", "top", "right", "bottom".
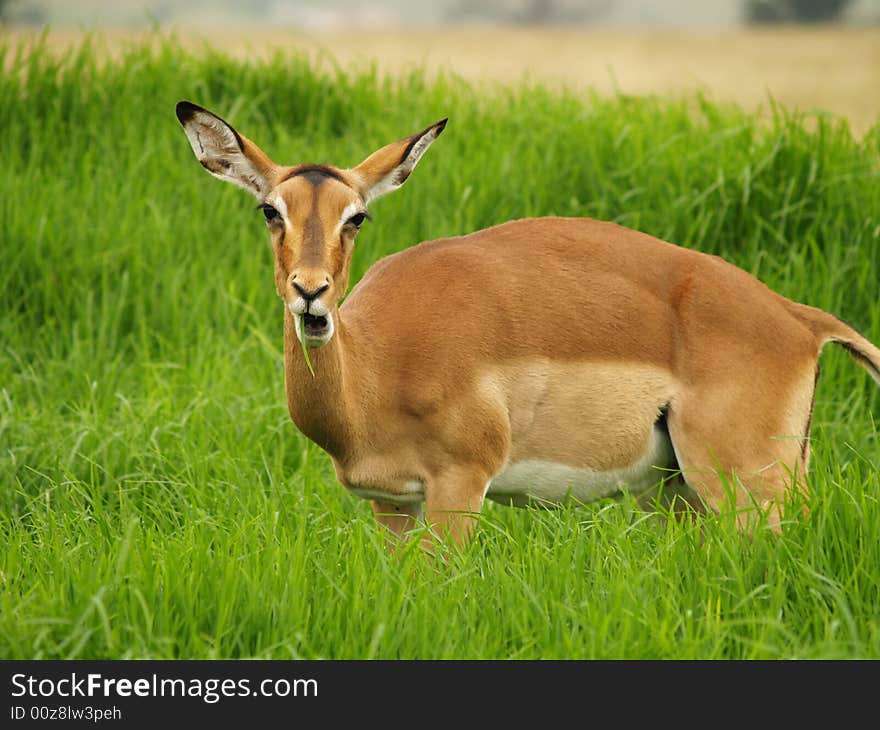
{"left": 4, "top": 26, "right": 879, "bottom": 133}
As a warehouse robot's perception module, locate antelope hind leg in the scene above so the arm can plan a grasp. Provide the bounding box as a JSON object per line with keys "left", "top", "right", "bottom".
{"left": 665, "top": 369, "right": 816, "bottom": 532}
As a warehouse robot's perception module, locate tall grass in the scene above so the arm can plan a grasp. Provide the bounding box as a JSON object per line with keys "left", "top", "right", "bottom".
{"left": 1, "top": 36, "right": 878, "bottom": 659}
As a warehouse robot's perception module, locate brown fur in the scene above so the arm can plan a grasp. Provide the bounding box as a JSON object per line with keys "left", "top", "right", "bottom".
{"left": 176, "top": 103, "right": 880, "bottom": 545}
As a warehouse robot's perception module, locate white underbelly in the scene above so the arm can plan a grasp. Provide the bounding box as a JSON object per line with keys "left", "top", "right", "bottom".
{"left": 487, "top": 426, "right": 676, "bottom": 507}
{"left": 348, "top": 426, "right": 676, "bottom": 508}
{"left": 349, "top": 482, "right": 425, "bottom": 505}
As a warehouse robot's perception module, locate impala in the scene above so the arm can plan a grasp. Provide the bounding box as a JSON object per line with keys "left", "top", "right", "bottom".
{"left": 176, "top": 101, "right": 879, "bottom": 544}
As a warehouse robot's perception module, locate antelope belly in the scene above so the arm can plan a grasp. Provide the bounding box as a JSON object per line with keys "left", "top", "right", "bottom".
{"left": 487, "top": 426, "right": 676, "bottom": 507}
{"left": 349, "top": 481, "right": 425, "bottom": 505}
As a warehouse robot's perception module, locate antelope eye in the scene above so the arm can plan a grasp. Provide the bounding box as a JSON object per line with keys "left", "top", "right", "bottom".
{"left": 347, "top": 212, "right": 367, "bottom": 228}
{"left": 258, "top": 203, "right": 280, "bottom": 223}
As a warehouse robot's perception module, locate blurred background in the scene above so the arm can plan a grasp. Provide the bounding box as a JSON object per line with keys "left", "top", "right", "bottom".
{"left": 3, "top": 0, "right": 879, "bottom": 26}
{"left": 1, "top": 1, "right": 879, "bottom": 133}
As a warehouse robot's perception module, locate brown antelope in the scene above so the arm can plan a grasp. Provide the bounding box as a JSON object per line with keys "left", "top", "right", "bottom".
{"left": 176, "top": 101, "right": 880, "bottom": 545}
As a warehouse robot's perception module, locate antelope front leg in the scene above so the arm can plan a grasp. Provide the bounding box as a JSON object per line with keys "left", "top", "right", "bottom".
{"left": 371, "top": 500, "right": 423, "bottom": 547}
{"left": 424, "top": 465, "right": 490, "bottom": 548}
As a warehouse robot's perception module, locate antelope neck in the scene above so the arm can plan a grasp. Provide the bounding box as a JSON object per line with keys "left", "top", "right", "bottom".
{"left": 282, "top": 308, "right": 355, "bottom": 460}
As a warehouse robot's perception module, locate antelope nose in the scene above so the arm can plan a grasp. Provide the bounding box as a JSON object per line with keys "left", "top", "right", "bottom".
{"left": 293, "top": 282, "right": 329, "bottom": 302}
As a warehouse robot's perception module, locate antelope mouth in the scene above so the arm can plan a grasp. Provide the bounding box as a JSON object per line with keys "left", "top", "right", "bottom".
{"left": 303, "top": 312, "right": 329, "bottom": 337}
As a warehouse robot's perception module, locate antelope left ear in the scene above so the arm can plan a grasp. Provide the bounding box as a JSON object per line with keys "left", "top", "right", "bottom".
{"left": 350, "top": 118, "right": 447, "bottom": 204}
{"left": 175, "top": 100, "right": 279, "bottom": 198}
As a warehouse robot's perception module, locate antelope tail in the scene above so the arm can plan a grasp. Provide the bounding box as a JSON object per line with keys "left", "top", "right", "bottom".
{"left": 791, "top": 302, "right": 880, "bottom": 386}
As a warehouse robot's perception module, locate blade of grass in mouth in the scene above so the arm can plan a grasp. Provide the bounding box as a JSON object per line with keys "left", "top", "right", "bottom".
{"left": 300, "top": 313, "right": 316, "bottom": 378}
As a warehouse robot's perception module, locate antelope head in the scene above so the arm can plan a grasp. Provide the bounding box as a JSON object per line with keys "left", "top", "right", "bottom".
{"left": 176, "top": 101, "right": 446, "bottom": 348}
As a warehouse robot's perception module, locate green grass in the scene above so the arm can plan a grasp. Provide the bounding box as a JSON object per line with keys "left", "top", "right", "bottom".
{"left": 1, "top": 35, "right": 879, "bottom": 659}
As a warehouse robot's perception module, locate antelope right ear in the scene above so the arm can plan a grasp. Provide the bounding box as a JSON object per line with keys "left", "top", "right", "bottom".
{"left": 350, "top": 118, "right": 448, "bottom": 205}
{"left": 175, "top": 101, "right": 280, "bottom": 198}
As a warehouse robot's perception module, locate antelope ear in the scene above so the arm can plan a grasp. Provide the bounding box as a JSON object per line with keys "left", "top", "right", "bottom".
{"left": 175, "top": 101, "right": 279, "bottom": 198}
{"left": 350, "top": 118, "right": 447, "bottom": 204}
